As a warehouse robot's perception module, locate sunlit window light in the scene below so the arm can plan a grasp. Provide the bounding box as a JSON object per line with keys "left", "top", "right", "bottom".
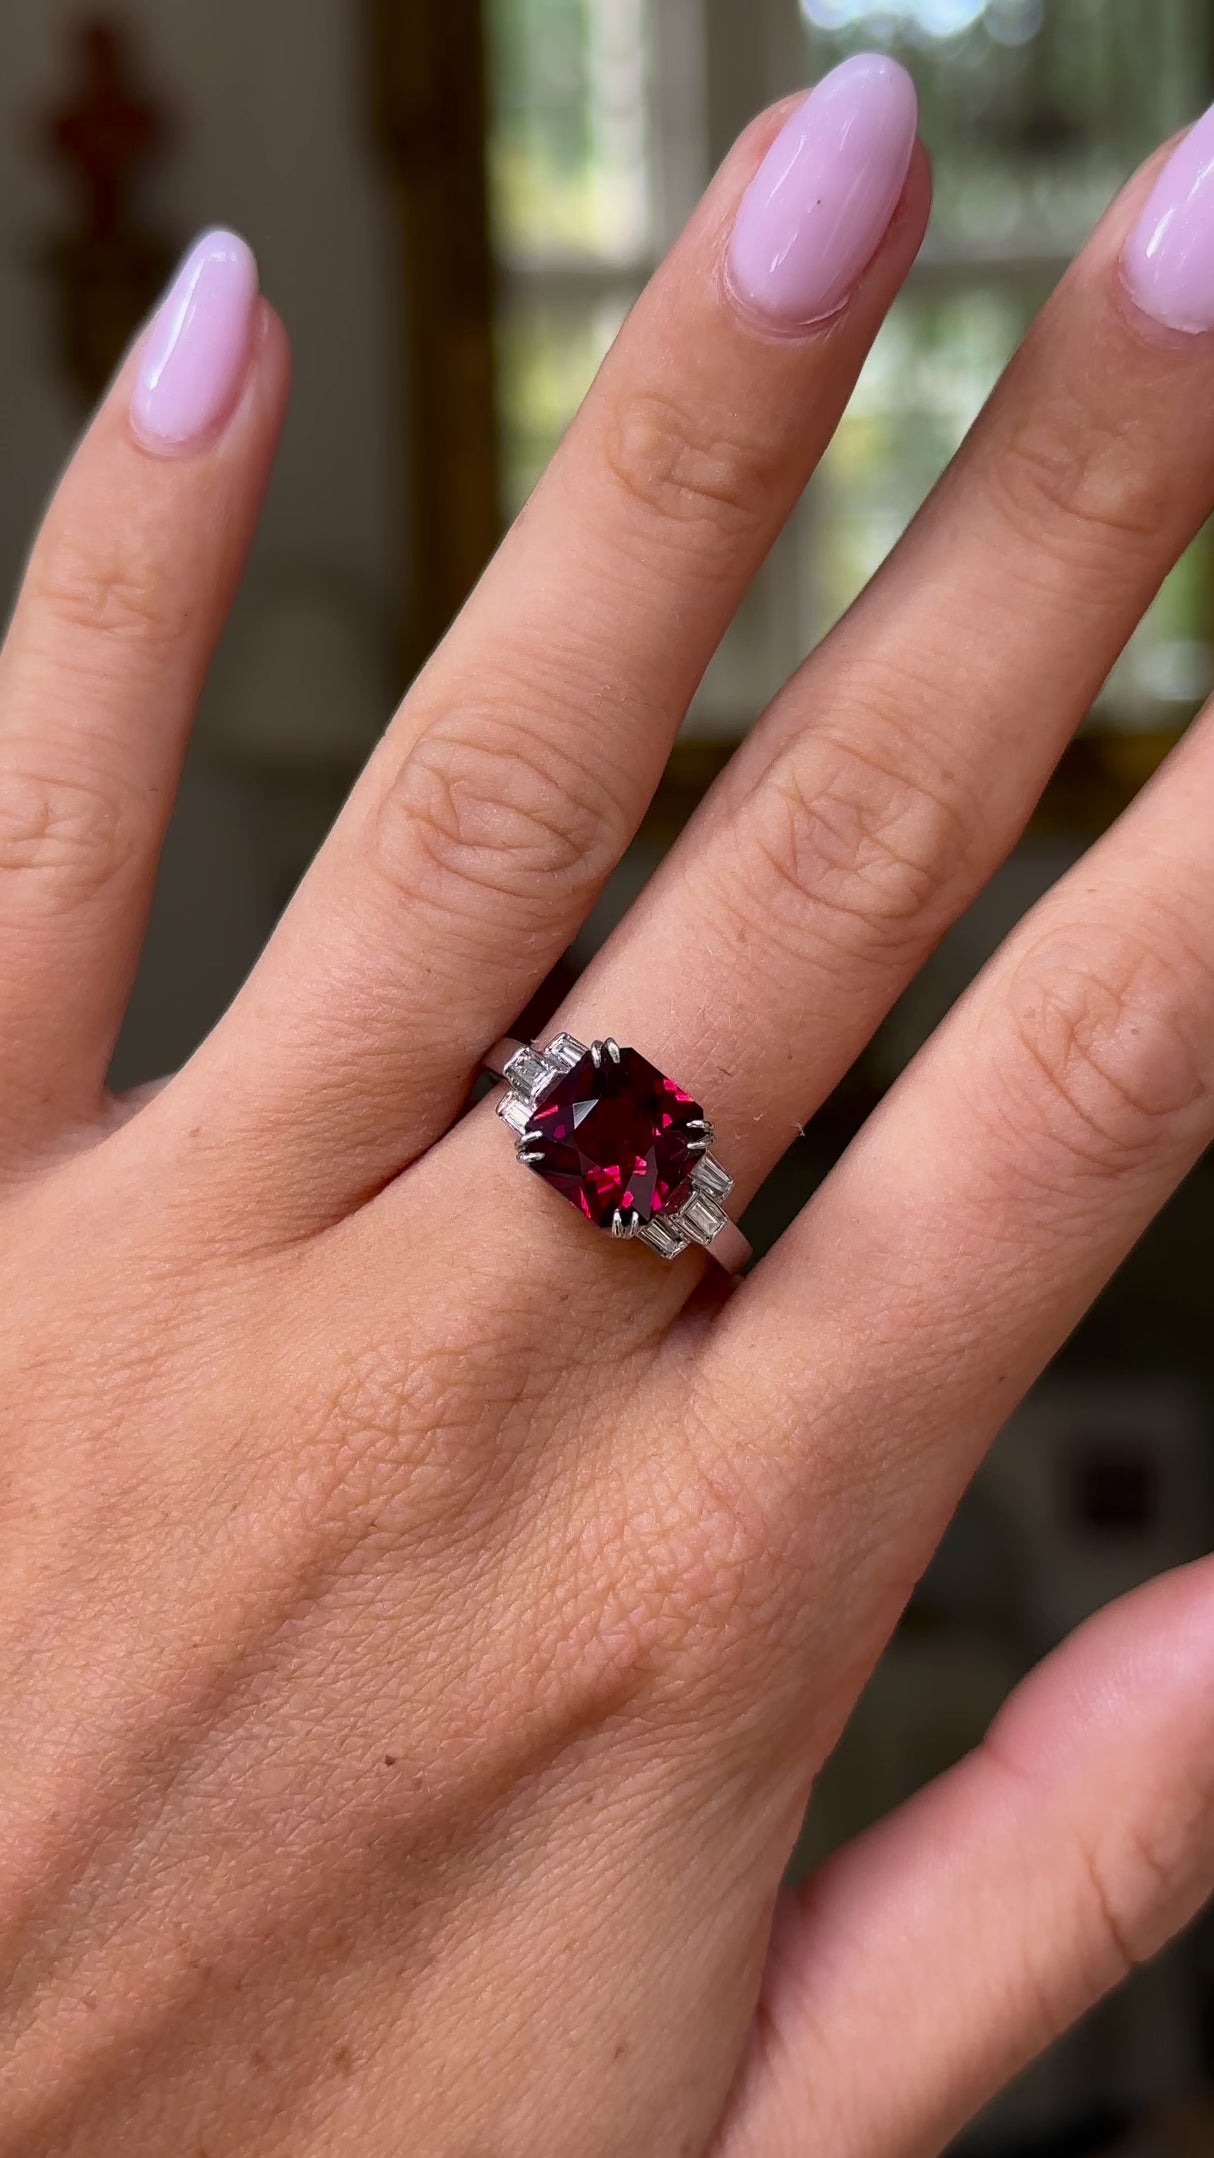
{"left": 799, "top": 0, "right": 1043, "bottom": 43}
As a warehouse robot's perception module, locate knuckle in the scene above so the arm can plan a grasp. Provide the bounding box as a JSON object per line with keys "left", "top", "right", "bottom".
{"left": 983, "top": 1717, "right": 1214, "bottom": 2029}
{"left": 985, "top": 927, "right": 1210, "bottom": 1184}
{"left": 31, "top": 528, "right": 183, "bottom": 653}
{"left": 990, "top": 400, "right": 1163, "bottom": 567}
{"left": 1081, "top": 1774, "right": 1214, "bottom": 1978}
{"left": 719, "top": 726, "right": 973, "bottom": 971}
{"left": 599, "top": 384, "right": 770, "bottom": 541}
{"left": 373, "top": 706, "right": 627, "bottom": 932}
{"left": 1079, "top": 1827, "right": 1160, "bottom": 1983}
{"left": 0, "top": 763, "right": 133, "bottom": 908}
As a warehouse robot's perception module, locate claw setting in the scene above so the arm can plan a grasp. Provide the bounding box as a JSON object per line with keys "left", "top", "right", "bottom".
{"left": 494, "top": 1035, "right": 737, "bottom": 1262}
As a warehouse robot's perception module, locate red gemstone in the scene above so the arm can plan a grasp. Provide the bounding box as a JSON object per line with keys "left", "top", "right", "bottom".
{"left": 527, "top": 1045, "right": 703, "bottom": 1230}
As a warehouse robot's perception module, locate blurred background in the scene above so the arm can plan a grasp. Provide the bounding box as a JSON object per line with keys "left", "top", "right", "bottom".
{"left": 2, "top": 1, "right": 1214, "bottom": 2148}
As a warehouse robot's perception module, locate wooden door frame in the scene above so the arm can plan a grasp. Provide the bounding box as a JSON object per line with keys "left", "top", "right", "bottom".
{"left": 368, "top": 0, "right": 500, "bottom": 675}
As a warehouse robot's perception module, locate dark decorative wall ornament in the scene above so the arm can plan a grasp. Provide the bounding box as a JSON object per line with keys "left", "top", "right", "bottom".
{"left": 38, "top": 17, "right": 176, "bottom": 402}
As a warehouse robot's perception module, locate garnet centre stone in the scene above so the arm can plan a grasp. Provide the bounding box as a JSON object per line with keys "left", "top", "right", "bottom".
{"left": 528, "top": 1045, "right": 703, "bottom": 1231}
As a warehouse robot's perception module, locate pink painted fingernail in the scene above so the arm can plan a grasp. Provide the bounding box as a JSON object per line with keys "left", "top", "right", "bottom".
{"left": 131, "top": 230, "right": 259, "bottom": 450}
{"left": 1123, "top": 103, "right": 1214, "bottom": 333}
{"left": 728, "top": 54, "right": 917, "bottom": 328}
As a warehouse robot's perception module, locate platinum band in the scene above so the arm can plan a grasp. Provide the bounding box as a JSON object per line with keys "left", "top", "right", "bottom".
{"left": 485, "top": 1033, "right": 751, "bottom": 1274}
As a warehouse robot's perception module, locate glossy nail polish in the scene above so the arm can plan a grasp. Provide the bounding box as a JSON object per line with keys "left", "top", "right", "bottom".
{"left": 1123, "top": 103, "right": 1214, "bottom": 333}
{"left": 728, "top": 53, "right": 917, "bottom": 328}
{"left": 131, "top": 230, "right": 259, "bottom": 450}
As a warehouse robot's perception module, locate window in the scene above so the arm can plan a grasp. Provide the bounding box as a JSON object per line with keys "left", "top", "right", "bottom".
{"left": 485, "top": 0, "right": 1214, "bottom": 739}
{"left": 802, "top": 0, "right": 1214, "bottom": 729}
{"left": 486, "top": 0, "right": 659, "bottom": 511}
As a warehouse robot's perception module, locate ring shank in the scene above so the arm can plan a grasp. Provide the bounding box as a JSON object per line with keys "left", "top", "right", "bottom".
{"left": 483, "top": 1036, "right": 751, "bottom": 1274}
{"left": 484, "top": 1035, "right": 526, "bottom": 1080}
{"left": 703, "top": 1219, "right": 752, "bottom": 1274}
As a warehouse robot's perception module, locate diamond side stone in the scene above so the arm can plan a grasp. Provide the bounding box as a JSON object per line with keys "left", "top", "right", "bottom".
{"left": 676, "top": 1190, "right": 729, "bottom": 1245}
{"left": 690, "top": 1153, "right": 734, "bottom": 1203}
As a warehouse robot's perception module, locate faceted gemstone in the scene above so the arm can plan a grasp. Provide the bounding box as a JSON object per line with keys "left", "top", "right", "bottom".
{"left": 527, "top": 1045, "right": 703, "bottom": 1230}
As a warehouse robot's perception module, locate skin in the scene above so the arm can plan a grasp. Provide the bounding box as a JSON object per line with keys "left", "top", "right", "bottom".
{"left": 1, "top": 97, "right": 1214, "bottom": 2157}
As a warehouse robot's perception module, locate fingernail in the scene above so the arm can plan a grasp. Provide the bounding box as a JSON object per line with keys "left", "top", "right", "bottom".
{"left": 728, "top": 53, "right": 917, "bottom": 328}
{"left": 130, "top": 230, "right": 259, "bottom": 450}
{"left": 1123, "top": 103, "right": 1214, "bottom": 333}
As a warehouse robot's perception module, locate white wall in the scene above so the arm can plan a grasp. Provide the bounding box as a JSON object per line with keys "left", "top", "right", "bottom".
{"left": 0, "top": 0, "right": 401, "bottom": 606}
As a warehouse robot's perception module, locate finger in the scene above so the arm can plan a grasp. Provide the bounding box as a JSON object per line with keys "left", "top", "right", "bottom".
{"left": 548, "top": 106, "right": 1214, "bottom": 1241}
{"left": 710, "top": 624, "right": 1214, "bottom": 1634}
{"left": 716, "top": 1560, "right": 1214, "bottom": 2158}
{"left": 0, "top": 232, "right": 288, "bottom": 1151}
{"left": 157, "top": 61, "right": 928, "bottom": 1228}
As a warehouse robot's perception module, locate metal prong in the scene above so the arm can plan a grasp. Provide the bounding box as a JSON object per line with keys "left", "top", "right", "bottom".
{"left": 604, "top": 1037, "right": 622, "bottom": 1063}
{"left": 590, "top": 1040, "right": 603, "bottom": 1068}
{"left": 517, "top": 1148, "right": 545, "bottom": 1166}
{"left": 685, "top": 1118, "right": 711, "bottom": 1134}
{"left": 686, "top": 1137, "right": 710, "bottom": 1153}
{"left": 610, "top": 1205, "right": 636, "bottom": 1238}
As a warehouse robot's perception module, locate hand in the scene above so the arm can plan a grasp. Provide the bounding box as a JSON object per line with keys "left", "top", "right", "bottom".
{"left": 3, "top": 55, "right": 1214, "bottom": 2157}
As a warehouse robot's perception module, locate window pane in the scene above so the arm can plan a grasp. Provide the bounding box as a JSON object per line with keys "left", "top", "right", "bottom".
{"left": 486, "top": 0, "right": 653, "bottom": 261}
{"left": 808, "top": 285, "right": 1033, "bottom": 636}
{"left": 495, "top": 290, "right": 630, "bottom": 512}
{"left": 800, "top": 0, "right": 1208, "bottom": 256}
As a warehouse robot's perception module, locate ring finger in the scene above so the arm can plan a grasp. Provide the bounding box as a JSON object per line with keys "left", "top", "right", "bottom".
{"left": 710, "top": 645, "right": 1214, "bottom": 1661}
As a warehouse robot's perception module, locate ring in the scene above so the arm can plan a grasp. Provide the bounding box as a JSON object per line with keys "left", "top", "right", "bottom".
{"left": 484, "top": 1033, "right": 751, "bottom": 1273}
